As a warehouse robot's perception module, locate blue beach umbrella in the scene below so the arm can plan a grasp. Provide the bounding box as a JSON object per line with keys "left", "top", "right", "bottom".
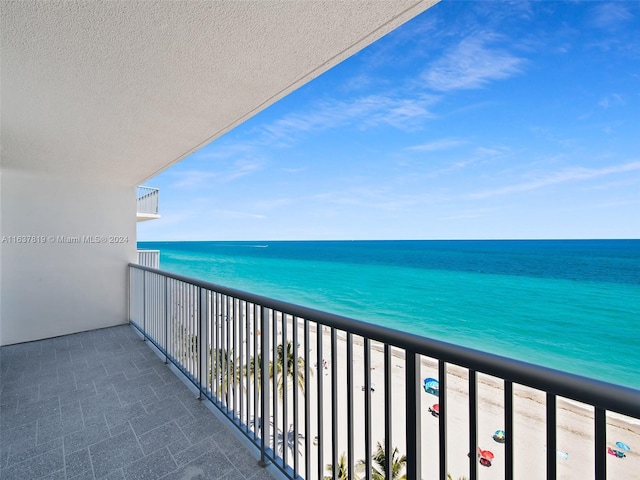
{"left": 423, "top": 378, "right": 439, "bottom": 396}
{"left": 616, "top": 442, "right": 631, "bottom": 452}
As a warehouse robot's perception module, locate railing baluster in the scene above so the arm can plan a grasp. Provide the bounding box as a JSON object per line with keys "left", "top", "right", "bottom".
{"left": 253, "top": 303, "right": 259, "bottom": 441}
{"left": 259, "top": 305, "right": 270, "bottom": 467}
{"left": 142, "top": 270, "right": 146, "bottom": 340}
{"left": 243, "top": 300, "right": 249, "bottom": 430}
{"left": 282, "top": 312, "right": 288, "bottom": 469}
{"left": 304, "top": 319, "right": 311, "bottom": 480}
{"left": 364, "top": 338, "right": 371, "bottom": 479}
{"left": 469, "top": 369, "right": 477, "bottom": 480}
{"left": 347, "top": 333, "right": 354, "bottom": 480}
{"left": 181, "top": 282, "right": 185, "bottom": 373}
{"left": 438, "top": 359, "right": 447, "bottom": 480}
{"left": 228, "top": 295, "right": 232, "bottom": 412}
{"left": 505, "top": 380, "right": 513, "bottom": 480}
{"left": 164, "top": 277, "right": 171, "bottom": 364}
{"left": 317, "top": 323, "right": 324, "bottom": 480}
{"left": 331, "top": 327, "right": 338, "bottom": 480}
{"left": 292, "top": 315, "right": 299, "bottom": 478}
{"left": 406, "top": 350, "right": 421, "bottom": 480}
{"left": 384, "top": 344, "right": 392, "bottom": 480}
{"left": 189, "top": 284, "right": 194, "bottom": 379}
{"left": 233, "top": 299, "right": 238, "bottom": 417}
{"left": 213, "top": 292, "right": 218, "bottom": 401}
{"left": 547, "top": 392, "right": 557, "bottom": 479}
{"left": 272, "top": 309, "right": 278, "bottom": 463}
{"left": 198, "top": 287, "right": 204, "bottom": 400}
{"left": 595, "top": 407, "right": 606, "bottom": 480}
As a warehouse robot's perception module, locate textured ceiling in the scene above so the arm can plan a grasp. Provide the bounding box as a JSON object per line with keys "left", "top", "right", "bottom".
{"left": 1, "top": 1, "right": 436, "bottom": 186}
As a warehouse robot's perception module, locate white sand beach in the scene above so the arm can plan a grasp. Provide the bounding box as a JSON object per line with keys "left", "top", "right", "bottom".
{"left": 255, "top": 316, "right": 640, "bottom": 480}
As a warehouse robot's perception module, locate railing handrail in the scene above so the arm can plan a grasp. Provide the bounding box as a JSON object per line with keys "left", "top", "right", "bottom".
{"left": 128, "top": 263, "right": 640, "bottom": 419}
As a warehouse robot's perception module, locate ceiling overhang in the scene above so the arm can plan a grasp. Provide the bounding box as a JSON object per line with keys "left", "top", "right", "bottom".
{"left": 1, "top": 1, "right": 437, "bottom": 186}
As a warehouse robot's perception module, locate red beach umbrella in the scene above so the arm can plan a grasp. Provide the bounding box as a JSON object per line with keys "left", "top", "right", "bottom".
{"left": 432, "top": 404, "right": 439, "bottom": 413}
{"left": 478, "top": 447, "right": 494, "bottom": 460}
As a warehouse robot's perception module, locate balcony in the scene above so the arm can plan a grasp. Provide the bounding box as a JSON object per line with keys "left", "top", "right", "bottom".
{"left": 136, "top": 186, "right": 160, "bottom": 222}
{"left": 0, "top": 325, "right": 275, "bottom": 480}
{"left": 138, "top": 249, "right": 160, "bottom": 269}
{"left": 128, "top": 264, "right": 640, "bottom": 480}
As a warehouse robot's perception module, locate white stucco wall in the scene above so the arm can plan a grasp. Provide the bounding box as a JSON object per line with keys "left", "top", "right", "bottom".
{"left": 0, "top": 170, "right": 136, "bottom": 345}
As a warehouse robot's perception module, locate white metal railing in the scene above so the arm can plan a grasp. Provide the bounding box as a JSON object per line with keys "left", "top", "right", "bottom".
{"left": 137, "top": 186, "right": 159, "bottom": 215}
{"left": 129, "top": 263, "right": 640, "bottom": 480}
{"left": 137, "top": 250, "right": 160, "bottom": 269}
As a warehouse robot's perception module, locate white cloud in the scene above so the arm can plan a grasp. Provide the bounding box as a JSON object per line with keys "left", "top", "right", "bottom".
{"left": 422, "top": 34, "right": 525, "bottom": 92}
{"left": 407, "top": 138, "right": 467, "bottom": 152}
{"left": 590, "top": 2, "right": 633, "bottom": 30}
{"left": 260, "top": 94, "right": 437, "bottom": 143}
{"left": 170, "top": 170, "right": 220, "bottom": 189}
{"left": 598, "top": 94, "right": 625, "bottom": 109}
{"left": 468, "top": 161, "right": 640, "bottom": 199}
{"left": 170, "top": 159, "right": 265, "bottom": 189}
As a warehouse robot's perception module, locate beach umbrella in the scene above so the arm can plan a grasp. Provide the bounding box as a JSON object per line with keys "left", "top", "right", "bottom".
{"left": 478, "top": 448, "right": 494, "bottom": 460}
{"left": 493, "top": 430, "right": 506, "bottom": 442}
{"left": 616, "top": 442, "right": 631, "bottom": 451}
{"left": 423, "top": 377, "right": 439, "bottom": 395}
{"left": 432, "top": 404, "right": 439, "bottom": 413}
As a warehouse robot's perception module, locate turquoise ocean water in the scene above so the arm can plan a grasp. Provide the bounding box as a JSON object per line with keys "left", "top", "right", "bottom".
{"left": 138, "top": 240, "right": 640, "bottom": 390}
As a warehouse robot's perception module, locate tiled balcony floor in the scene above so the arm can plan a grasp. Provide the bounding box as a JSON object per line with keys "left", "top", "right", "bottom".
{"left": 0, "top": 325, "right": 275, "bottom": 480}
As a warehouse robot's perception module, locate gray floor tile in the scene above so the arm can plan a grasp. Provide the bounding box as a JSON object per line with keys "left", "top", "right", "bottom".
{"left": 1, "top": 407, "right": 46, "bottom": 430}
{"left": 102, "top": 401, "right": 147, "bottom": 428}
{"left": 0, "top": 444, "right": 9, "bottom": 469}
{"left": 224, "top": 443, "right": 264, "bottom": 478}
{"left": 65, "top": 447, "right": 92, "bottom": 478}
{"left": 178, "top": 415, "right": 221, "bottom": 446}
{"left": 37, "top": 410, "right": 84, "bottom": 445}
{"left": 44, "top": 467, "right": 68, "bottom": 479}
{"left": 15, "top": 394, "right": 61, "bottom": 422}
{"left": 68, "top": 469, "right": 95, "bottom": 480}
{"left": 129, "top": 401, "right": 191, "bottom": 437}
{"left": 122, "top": 447, "right": 176, "bottom": 480}
{"left": 102, "top": 468, "right": 125, "bottom": 479}
{"left": 89, "top": 428, "right": 143, "bottom": 478}
{"left": 63, "top": 417, "right": 110, "bottom": 454}
{"left": 161, "top": 449, "right": 235, "bottom": 480}
{"left": 137, "top": 421, "right": 189, "bottom": 455}
{"left": 0, "top": 445, "right": 64, "bottom": 479}
{"left": 0, "top": 326, "right": 274, "bottom": 480}
{"left": 116, "top": 385, "right": 157, "bottom": 406}
{"left": 7, "top": 437, "right": 62, "bottom": 467}
{"left": 172, "top": 437, "right": 217, "bottom": 467}
{"left": 0, "top": 420, "right": 37, "bottom": 450}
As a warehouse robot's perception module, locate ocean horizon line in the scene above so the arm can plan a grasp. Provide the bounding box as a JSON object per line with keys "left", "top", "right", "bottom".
{"left": 140, "top": 238, "right": 640, "bottom": 243}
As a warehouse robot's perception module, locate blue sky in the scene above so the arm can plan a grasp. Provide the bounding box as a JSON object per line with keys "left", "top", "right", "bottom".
{"left": 138, "top": 1, "right": 640, "bottom": 241}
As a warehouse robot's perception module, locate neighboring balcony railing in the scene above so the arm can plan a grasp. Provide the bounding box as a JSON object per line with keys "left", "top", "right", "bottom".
{"left": 128, "top": 263, "right": 640, "bottom": 480}
{"left": 137, "top": 185, "right": 160, "bottom": 220}
{"left": 137, "top": 249, "right": 160, "bottom": 269}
